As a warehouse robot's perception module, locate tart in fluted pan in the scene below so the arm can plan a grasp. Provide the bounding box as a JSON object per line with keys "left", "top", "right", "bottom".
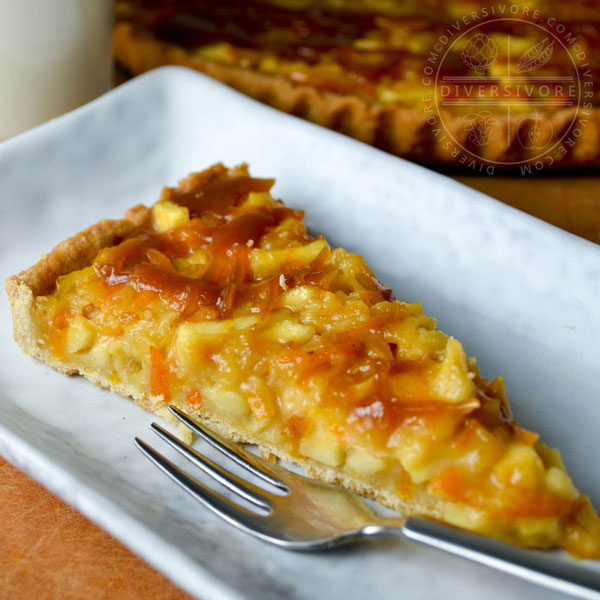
{"left": 114, "top": 1, "right": 600, "bottom": 168}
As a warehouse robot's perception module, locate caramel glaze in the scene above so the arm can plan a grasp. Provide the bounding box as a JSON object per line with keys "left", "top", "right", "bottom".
{"left": 92, "top": 166, "right": 503, "bottom": 443}
{"left": 93, "top": 169, "right": 371, "bottom": 323}
{"left": 94, "top": 175, "right": 295, "bottom": 318}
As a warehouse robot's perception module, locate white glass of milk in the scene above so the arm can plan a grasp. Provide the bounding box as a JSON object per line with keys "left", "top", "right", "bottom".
{"left": 0, "top": 0, "right": 114, "bottom": 140}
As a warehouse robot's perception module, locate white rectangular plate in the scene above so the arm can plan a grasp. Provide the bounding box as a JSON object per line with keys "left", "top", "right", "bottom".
{"left": 1, "top": 67, "right": 599, "bottom": 600}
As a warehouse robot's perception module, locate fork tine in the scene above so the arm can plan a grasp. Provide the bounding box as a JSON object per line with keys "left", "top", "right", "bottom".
{"left": 168, "top": 405, "right": 288, "bottom": 492}
{"left": 150, "top": 422, "right": 271, "bottom": 511}
{"left": 134, "top": 438, "right": 272, "bottom": 537}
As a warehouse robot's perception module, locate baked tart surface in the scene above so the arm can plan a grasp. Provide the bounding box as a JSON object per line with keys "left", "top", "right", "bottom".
{"left": 6, "top": 164, "right": 600, "bottom": 558}
{"left": 113, "top": 1, "right": 600, "bottom": 167}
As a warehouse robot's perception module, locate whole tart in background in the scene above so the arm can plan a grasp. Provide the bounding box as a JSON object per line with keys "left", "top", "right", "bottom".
{"left": 113, "top": 0, "right": 600, "bottom": 169}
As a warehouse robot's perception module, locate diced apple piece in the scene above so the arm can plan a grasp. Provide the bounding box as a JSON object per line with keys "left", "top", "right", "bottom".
{"left": 430, "top": 338, "right": 476, "bottom": 403}
{"left": 537, "top": 443, "right": 566, "bottom": 470}
{"left": 443, "top": 503, "right": 489, "bottom": 531}
{"left": 492, "top": 444, "right": 545, "bottom": 490}
{"left": 299, "top": 423, "right": 345, "bottom": 468}
{"left": 55, "top": 266, "right": 96, "bottom": 295}
{"left": 281, "top": 285, "right": 371, "bottom": 334}
{"left": 348, "top": 376, "right": 377, "bottom": 402}
{"left": 250, "top": 239, "right": 327, "bottom": 279}
{"left": 242, "top": 191, "right": 273, "bottom": 208}
{"left": 259, "top": 217, "right": 309, "bottom": 250}
{"left": 515, "top": 517, "right": 560, "bottom": 547}
{"left": 194, "top": 42, "right": 237, "bottom": 63}
{"left": 87, "top": 342, "right": 112, "bottom": 370}
{"left": 65, "top": 315, "right": 95, "bottom": 353}
{"left": 385, "top": 316, "right": 447, "bottom": 360}
{"left": 281, "top": 285, "right": 321, "bottom": 312}
{"left": 178, "top": 316, "right": 258, "bottom": 343}
{"left": 328, "top": 248, "right": 381, "bottom": 295}
{"left": 176, "top": 316, "right": 258, "bottom": 367}
{"left": 545, "top": 467, "right": 579, "bottom": 500}
{"left": 390, "top": 415, "right": 463, "bottom": 483}
{"left": 410, "top": 459, "right": 455, "bottom": 485}
{"left": 266, "top": 317, "right": 315, "bottom": 344}
{"left": 173, "top": 249, "right": 209, "bottom": 271}
{"left": 394, "top": 436, "right": 428, "bottom": 477}
{"left": 346, "top": 449, "right": 385, "bottom": 477}
{"left": 203, "top": 384, "right": 250, "bottom": 417}
{"left": 110, "top": 347, "right": 143, "bottom": 381}
{"left": 152, "top": 200, "right": 190, "bottom": 232}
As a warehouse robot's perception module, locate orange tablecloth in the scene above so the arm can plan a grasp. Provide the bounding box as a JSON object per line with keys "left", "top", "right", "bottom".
{"left": 1, "top": 173, "right": 598, "bottom": 599}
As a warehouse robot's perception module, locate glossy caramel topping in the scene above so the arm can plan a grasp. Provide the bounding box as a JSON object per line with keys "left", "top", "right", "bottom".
{"left": 174, "top": 176, "right": 275, "bottom": 217}
{"left": 92, "top": 168, "right": 480, "bottom": 439}
{"left": 92, "top": 167, "right": 343, "bottom": 320}
{"left": 94, "top": 232, "right": 219, "bottom": 315}
{"left": 94, "top": 199, "right": 294, "bottom": 318}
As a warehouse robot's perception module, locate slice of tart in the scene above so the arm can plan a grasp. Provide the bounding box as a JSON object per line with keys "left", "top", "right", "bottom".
{"left": 6, "top": 163, "right": 600, "bottom": 558}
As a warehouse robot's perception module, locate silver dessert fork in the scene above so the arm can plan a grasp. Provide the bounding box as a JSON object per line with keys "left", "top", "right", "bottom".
{"left": 135, "top": 406, "right": 600, "bottom": 599}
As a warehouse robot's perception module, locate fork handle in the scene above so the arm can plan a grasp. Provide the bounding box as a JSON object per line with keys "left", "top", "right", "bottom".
{"left": 396, "top": 518, "right": 600, "bottom": 599}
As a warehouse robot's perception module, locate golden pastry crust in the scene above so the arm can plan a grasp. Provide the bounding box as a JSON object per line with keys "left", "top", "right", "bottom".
{"left": 6, "top": 206, "right": 151, "bottom": 378}
{"left": 113, "top": 22, "right": 600, "bottom": 168}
